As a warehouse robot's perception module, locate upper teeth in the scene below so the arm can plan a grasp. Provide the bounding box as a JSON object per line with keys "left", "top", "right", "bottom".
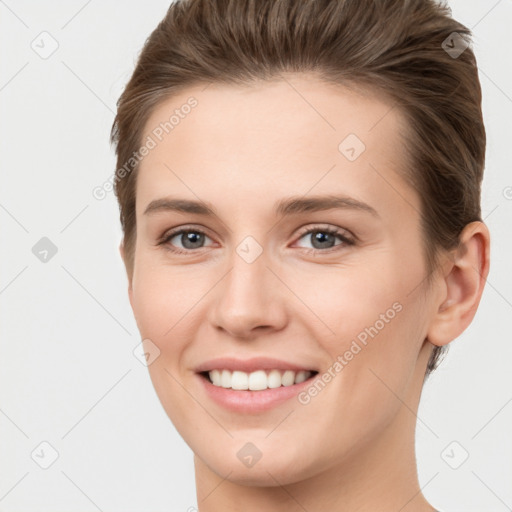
{"left": 208, "top": 369, "right": 313, "bottom": 390}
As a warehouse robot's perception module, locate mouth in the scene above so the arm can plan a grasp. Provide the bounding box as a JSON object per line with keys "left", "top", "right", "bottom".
{"left": 194, "top": 357, "right": 320, "bottom": 412}
{"left": 198, "top": 369, "right": 319, "bottom": 391}
{"left": 196, "top": 368, "right": 319, "bottom": 413}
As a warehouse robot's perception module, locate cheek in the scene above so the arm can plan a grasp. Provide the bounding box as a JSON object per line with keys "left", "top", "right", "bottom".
{"left": 130, "top": 263, "right": 192, "bottom": 353}
{"left": 302, "top": 251, "right": 428, "bottom": 392}
{"left": 129, "top": 265, "right": 205, "bottom": 428}
{"left": 294, "top": 270, "right": 428, "bottom": 457}
{"left": 306, "top": 263, "right": 416, "bottom": 341}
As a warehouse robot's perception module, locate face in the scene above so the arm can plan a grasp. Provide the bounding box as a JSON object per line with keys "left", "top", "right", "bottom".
{"left": 125, "top": 74, "right": 439, "bottom": 485}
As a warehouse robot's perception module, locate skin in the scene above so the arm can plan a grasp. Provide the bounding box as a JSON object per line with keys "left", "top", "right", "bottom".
{"left": 120, "top": 73, "right": 490, "bottom": 512}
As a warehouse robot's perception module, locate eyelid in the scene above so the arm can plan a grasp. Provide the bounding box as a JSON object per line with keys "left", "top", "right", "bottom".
{"left": 294, "top": 223, "right": 355, "bottom": 243}
{"left": 158, "top": 224, "right": 208, "bottom": 240}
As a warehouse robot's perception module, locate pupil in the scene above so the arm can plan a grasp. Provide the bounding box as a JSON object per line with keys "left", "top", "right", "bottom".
{"left": 313, "top": 231, "right": 333, "bottom": 249}
{"left": 184, "top": 232, "right": 203, "bottom": 248}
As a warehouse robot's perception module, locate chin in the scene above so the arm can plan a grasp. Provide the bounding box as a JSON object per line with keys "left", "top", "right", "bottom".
{"left": 193, "top": 438, "right": 324, "bottom": 487}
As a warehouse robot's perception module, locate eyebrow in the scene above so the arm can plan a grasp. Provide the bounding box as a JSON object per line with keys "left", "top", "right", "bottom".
{"left": 143, "top": 194, "right": 379, "bottom": 218}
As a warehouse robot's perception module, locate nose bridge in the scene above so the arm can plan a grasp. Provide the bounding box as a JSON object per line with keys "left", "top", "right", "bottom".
{"left": 210, "top": 233, "right": 285, "bottom": 337}
{"left": 224, "top": 234, "right": 272, "bottom": 311}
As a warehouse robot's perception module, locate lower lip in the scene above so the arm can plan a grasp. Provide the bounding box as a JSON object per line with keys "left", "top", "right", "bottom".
{"left": 197, "top": 373, "right": 317, "bottom": 413}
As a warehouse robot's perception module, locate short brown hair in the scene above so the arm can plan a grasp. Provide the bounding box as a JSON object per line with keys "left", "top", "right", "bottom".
{"left": 110, "top": 0, "right": 486, "bottom": 376}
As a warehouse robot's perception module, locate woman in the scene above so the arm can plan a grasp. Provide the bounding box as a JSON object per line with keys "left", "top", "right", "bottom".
{"left": 110, "top": 0, "right": 490, "bottom": 510}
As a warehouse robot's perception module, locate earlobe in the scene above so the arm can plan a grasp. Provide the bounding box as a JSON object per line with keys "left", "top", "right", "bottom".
{"left": 427, "top": 221, "right": 490, "bottom": 347}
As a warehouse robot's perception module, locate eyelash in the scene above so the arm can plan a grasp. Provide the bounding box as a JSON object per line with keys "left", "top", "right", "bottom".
{"left": 157, "top": 224, "right": 355, "bottom": 255}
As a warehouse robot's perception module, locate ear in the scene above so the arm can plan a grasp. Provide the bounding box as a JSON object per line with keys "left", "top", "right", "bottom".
{"left": 119, "top": 241, "right": 134, "bottom": 307}
{"left": 427, "top": 221, "right": 490, "bottom": 347}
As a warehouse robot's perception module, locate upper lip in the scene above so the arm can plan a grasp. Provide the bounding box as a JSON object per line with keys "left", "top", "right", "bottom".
{"left": 195, "top": 357, "right": 317, "bottom": 374}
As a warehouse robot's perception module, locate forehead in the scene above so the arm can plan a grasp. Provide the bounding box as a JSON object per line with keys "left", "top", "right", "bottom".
{"left": 136, "top": 74, "right": 416, "bottom": 219}
{"left": 142, "top": 75, "right": 404, "bottom": 155}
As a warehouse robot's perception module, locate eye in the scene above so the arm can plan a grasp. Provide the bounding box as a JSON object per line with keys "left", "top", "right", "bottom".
{"left": 294, "top": 226, "right": 354, "bottom": 252}
{"left": 157, "top": 224, "right": 355, "bottom": 255}
{"left": 158, "top": 227, "right": 214, "bottom": 254}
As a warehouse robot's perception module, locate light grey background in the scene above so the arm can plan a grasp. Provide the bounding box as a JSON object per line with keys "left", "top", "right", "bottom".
{"left": 1, "top": 1, "right": 511, "bottom": 511}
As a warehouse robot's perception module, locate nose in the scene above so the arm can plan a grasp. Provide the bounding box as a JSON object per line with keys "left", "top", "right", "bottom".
{"left": 208, "top": 246, "right": 288, "bottom": 340}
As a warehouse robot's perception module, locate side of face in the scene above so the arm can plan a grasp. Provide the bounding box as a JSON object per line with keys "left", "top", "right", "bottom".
{"left": 119, "top": 74, "right": 484, "bottom": 485}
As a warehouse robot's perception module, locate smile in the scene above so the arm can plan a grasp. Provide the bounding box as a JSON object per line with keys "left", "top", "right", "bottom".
{"left": 203, "top": 369, "right": 317, "bottom": 390}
